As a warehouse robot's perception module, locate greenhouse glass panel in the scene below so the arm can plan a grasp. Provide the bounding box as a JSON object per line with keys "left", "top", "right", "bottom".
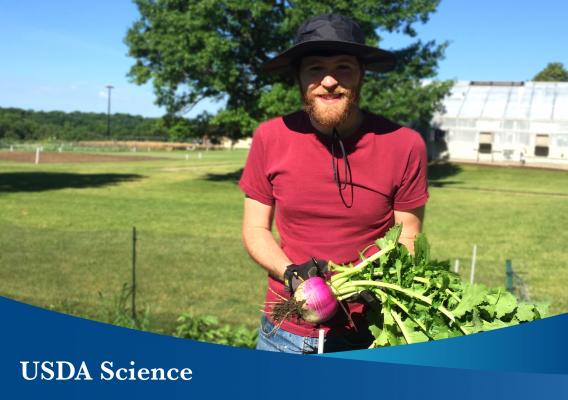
{"left": 502, "top": 119, "right": 518, "bottom": 129}
{"left": 459, "top": 87, "right": 489, "bottom": 118}
{"left": 495, "top": 132, "right": 515, "bottom": 145}
{"left": 441, "top": 118, "right": 457, "bottom": 127}
{"left": 556, "top": 122, "right": 568, "bottom": 131}
{"left": 482, "top": 87, "right": 510, "bottom": 118}
{"left": 530, "top": 86, "right": 555, "bottom": 120}
{"left": 552, "top": 86, "right": 568, "bottom": 121}
{"left": 517, "top": 120, "right": 530, "bottom": 131}
{"left": 444, "top": 84, "right": 469, "bottom": 117}
{"left": 457, "top": 119, "right": 476, "bottom": 128}
{"left": 506, "top": 86, "right": 532, "bottom": 119}
{"left": 555, "top": 135, "right": 568, "bottom": 147}
{"left": 443, "top": 97, "right": 465, "bottom": 117}
{"left": 451, "top": 130, "right": 476, "bottom": 142}
{"left": 515, "top": 132, "right": 531, "bottom": 146}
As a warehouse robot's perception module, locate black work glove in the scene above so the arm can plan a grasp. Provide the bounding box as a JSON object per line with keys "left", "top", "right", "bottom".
{"left": 283, "top": 258, "right": 328, "bottom": 293}
{"left": 347, "top": 289, "right": 381, "bottom": 313}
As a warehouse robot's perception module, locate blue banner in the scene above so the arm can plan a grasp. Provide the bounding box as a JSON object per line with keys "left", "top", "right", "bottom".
{"left": 1, "top": 296, "right": 567, "bottom": 399}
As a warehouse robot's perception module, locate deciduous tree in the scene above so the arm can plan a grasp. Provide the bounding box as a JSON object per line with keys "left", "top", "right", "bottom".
{"left": 125, "top": 0, "right": 451, "bottom": 137}
{"left": 533, "top": 62, "right": 568, "bottom": 82}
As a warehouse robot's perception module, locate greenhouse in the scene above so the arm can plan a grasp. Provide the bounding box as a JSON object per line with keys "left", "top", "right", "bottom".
{"left": 432, "top": 81, "right": 568, "bottom": 167}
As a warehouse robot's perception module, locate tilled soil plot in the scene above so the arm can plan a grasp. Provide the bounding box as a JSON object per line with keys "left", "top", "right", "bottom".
{"left": 0, "top": 151, "right": 162, "bottom": 163}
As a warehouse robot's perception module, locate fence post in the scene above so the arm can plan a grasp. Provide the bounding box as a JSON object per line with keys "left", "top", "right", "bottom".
{"left": 132, "top": 226, "right": 137, "bottom": 320}
{"left": 505, "top": 259, "right": 513, "bottom": 293}
{"left": 470, "top": 244, "right": 477, "bottom": 284}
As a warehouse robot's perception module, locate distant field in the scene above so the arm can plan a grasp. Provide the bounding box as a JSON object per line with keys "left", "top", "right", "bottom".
{"left": 0, "top": 150, "right": 164, "bottom": 163}
{"left": 0, "top": 148, "right": 566, "bottom": 335}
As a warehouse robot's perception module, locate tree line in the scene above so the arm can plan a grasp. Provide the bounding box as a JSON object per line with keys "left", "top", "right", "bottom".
{"left": 0, "top": 107, "right": 219, "bottom": 142}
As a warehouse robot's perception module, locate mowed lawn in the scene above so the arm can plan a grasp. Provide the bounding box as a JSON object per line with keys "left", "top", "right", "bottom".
{"left": 0, "top": 149, "right": 567, "bottom": 335}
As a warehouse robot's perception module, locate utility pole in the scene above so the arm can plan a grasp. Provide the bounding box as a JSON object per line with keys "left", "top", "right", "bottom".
{"left": 106, "top": 85, "right": 114, "bottom": 136}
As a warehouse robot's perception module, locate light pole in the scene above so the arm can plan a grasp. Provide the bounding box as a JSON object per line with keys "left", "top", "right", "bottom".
{"left": 106, "top": 85, "right": 114, "bottom": 136}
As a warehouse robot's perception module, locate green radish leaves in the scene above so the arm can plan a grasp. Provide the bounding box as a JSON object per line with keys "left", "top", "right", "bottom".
{"left": 329, "top": 225, "right": 548, "bottom": 348}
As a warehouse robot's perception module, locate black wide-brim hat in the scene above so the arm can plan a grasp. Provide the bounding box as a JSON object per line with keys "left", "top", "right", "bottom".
{"left": 263, "top": 14, "right": 396, "bottom": 75}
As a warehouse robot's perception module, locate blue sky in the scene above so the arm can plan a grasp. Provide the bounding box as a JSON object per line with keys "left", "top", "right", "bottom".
{"left": 1, "top": 0, "right": 567, "bottom": 118}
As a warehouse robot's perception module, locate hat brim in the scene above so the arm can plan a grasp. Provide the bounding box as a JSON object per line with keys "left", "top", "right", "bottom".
{"left": 263, "top": 40, "right": 396, "bottom": 75}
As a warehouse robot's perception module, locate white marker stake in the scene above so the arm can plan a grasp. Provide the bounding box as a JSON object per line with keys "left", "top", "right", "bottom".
{"left": 470, "top": 244, "right": 477, "bottom": 284}
{"left": 35, "top": 147, "right": 40, "bottom": 164}
{"left": 185, "top": 154, "right": 189, "bottom": 160}
{"left": 454, "top": 259, "right": 460, "bottom": 273}
{"left": 10, "top": 145, "right": 13, "bottom": 152}
{"left": 318, "top": 329, "right": 325, "bottom": 354}
{"left": 198, "top": 152, "right": 202, "bottom": 160}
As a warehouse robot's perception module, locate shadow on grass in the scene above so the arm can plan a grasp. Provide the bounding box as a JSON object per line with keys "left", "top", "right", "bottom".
{"left": 203, "top": 168, "right": 243, "bottom": 182}
{"left": 0, "top": 172, "right": 144, "bottom": 193}
{"left": 202, "top": 163, "right": 464, "bottom": 187}
{"left": 428, "top": 162, "right": 463, "bottom": 187}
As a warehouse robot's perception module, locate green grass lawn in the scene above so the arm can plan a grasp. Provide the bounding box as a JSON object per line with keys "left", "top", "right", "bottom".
{"left": 1, "top": 150, "right": 567, "bottom": 335}
{"left": 425, "top": 163, "right": 568, "bottom": 315}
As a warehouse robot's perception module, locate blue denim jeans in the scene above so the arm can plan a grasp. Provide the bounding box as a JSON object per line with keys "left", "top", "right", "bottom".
{"left": 256, "top": 314, "right": 374, "bottom": 354}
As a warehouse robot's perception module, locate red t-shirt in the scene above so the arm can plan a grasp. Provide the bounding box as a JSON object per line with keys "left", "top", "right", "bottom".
{"left": 239, "top": 110, "right": 429, "bottom": 337}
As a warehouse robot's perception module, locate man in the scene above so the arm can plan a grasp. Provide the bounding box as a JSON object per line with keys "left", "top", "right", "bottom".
{"left": 239, "top": 14, "right": 429, "bottom": 353}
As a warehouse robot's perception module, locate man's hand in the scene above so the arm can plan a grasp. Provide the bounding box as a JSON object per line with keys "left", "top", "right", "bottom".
{"left": 284, "top": 258, "right": 328, "bottom": 293}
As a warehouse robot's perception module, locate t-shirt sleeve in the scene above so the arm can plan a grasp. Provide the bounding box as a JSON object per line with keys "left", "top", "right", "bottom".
{"left": 393, "top": 132, "right": 429, "bottom": 210}
{"left": 238, "top": 128, "right": 274, "bottom": 206}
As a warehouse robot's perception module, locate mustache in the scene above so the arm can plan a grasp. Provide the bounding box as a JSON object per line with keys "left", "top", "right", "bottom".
{"left": 312, "top": 90, "right": 348, "bottom": 96}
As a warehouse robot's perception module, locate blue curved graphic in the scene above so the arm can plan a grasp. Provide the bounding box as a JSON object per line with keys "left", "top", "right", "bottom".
{"left": 321, "top": 313, "right": 568, "bottom": 374}
{"left": 0, "top": 296, "right": 566, "bottom": 399}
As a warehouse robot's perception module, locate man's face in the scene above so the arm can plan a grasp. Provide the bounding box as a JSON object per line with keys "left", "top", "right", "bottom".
{"left": 298, "top": 54, "right": 363, "bottom": 128}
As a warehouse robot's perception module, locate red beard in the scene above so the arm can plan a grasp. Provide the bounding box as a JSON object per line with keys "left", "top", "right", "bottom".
{"left": 302, "top": 84, "right": 360, "bottom": 128}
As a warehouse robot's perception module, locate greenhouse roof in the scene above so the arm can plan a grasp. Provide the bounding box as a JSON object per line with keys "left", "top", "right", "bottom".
{"left": 440, "top": 81, "right": 568, "bottom": 122}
